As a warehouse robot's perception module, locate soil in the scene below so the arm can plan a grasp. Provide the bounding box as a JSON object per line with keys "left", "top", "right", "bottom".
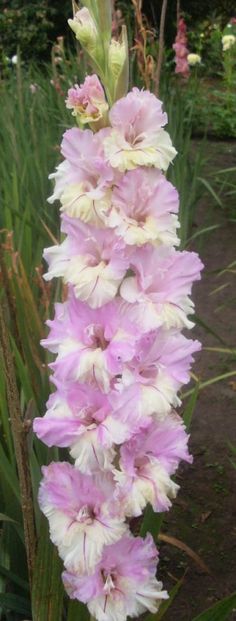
{"left": 158, "top": 141, "right": 236, "bottom": 620}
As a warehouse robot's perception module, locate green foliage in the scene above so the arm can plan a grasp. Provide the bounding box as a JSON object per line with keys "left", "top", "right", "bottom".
{"left": 191, "top": 591, "right": 236, "bottom": 620}
{"left": 161, "top": 83, "right": 207, "bottom": 247}
{"left": 0, "top": 2, "right": 56, "bottom": 62}
{"left": 31, "top": 518, "right": 64, "bottom": 621}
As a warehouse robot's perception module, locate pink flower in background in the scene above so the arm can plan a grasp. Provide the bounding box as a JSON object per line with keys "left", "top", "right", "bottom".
{"left": 39, "top": 462, "right": 127, "bottom": 572}
{"left": 103, "top": 87, "right": 177, "bottom": 171}
{"left": 173, "top": 18, "right": 190, "bottom": 78}
{"left": 63, "top": 534, "right": 168, "bottom": 621}
{"left": 108, "top": 168, "right": 180, "bottom": 247}
{"left": 66, "top": 74, "right": 108, "bottom": 123}
{"left": 114, "top": 413, "right": 192, "bottom": 516}
{"left": 120, "top": 246, "right": 203, "bottom": 331}
{"left": 43, "top": 219, "right": 129, "bottom": 308}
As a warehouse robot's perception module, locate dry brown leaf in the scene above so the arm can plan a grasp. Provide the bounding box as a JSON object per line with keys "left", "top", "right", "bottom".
{"left": 158, "top": 533, "right": 210, "bottom": 574}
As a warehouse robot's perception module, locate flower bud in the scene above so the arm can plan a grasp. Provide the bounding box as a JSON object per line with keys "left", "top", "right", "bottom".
{"left": 108, "top": 38, "right": 126, "bottom": 78}
{"left": 68, "top": 7, "right": 98, "bottom": 53}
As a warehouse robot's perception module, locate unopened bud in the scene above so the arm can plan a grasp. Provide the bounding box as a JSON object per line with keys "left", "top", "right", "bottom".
{"left": 108, "top": 38, "right": 126, "bottom": 78}
{"left": 68, "top": 7, "right": 98, "bottom": 52}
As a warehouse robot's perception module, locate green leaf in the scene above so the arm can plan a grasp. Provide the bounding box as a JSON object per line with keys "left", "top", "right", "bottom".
{"left": 146, "top": 577, "right": 184, "bottom": 621}
{"left": 0, "top": 593, "right": 31, "bottom": 615}
{"left": 186, "top": 224, "right": 220, "bottom": 244}
{"left": 31, "top": 517, "right": 64, "bottom": 621}
{"left": 197, "top": 177, "right": 223, "bottom": 207}
{"left": 140, "top": 504, "right": 164, "bottom": 539}
{"left": 194, "top": 314, "right": 226, "bottom": 345}
{"left": 0, "top": 514, "right": 18, "bottom": 525}
{"left": 192, "top": 591, "right": 236, "bottom": 620}
{"left": 67, "top": 600, "right": 90, "bottom": 621}
{"left": 0, "top": 564, "right": 29, "bottom": 592}
{"left": 182, "top": 383, "right": 199, "bottom": 431}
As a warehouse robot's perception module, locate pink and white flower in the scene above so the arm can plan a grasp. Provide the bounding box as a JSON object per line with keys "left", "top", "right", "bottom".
{"left": 48, "top": 128, "right": 115, "bottom": 226}
{"left": 66, "top": 74, "right": 108, "bottom": 123}
{"left": 37, "top": 63, "right": 203, "bottom": 621}
{"left": 116, "top": 330, "right": 201, "bottom": 417}
{"left": 108, "top": 168, "right": 180, "bottom": 247}
{"left": 42, "top": 293, "right": 138, "bottom": 393}
{"left": 103, "top": 88, "right": 177, "bottom": 172}
{"left": 120, "top": 246, "right": 203, "bottom": 330}
{"left": 114, "top": 413, "right": 192, "bottom": 516}
{"left": 43, "top": 219, "right": 129, "bottom": 308}
{"left": 63, "top": 534, "right": 168, "bottom": 621}
{"left": 39, "top": 462, "right": 127, "bottom": 573}
{"left": 34, "top": 382, "right": 149, "bottom": 473}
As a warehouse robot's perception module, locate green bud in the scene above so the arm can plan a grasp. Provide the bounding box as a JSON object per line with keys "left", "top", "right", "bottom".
{"left": 68, "top": 7, "right": 98, "bottom": 53}
{"left": 108, "top": 38, "right": 126, "bottom": 78}
{"left": 110, "top": 26, "right": 129, "bottom": 102}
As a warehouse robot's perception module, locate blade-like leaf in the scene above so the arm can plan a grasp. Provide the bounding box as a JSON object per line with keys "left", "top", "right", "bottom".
{"left": 0, "top": 564, "right": 29, "bottom": 592}
{"left": 67, "top": 600, "right": 90, "bottom": 621}
{"left": 194, "top": 314, "right": 226, "bottom": 345}
{"left": 197, "top": 177, "right": 223, "bottom": 207}
{"left": 192, "top": 591, "right": 236, "bottom": 620}
{"left": 0, "top": 593, "right": 31, "bottom": 615}
{"left": 182, "top": 383, "right": 199, "bottom": 431}
{"left": 31, "top": 517, "right": 64, "bottom": 621}
{"left": 187, "top": 224, "right": 220, "bottom": 244}
{"left": 140, "top": 504, "right": 164, "bottom": 539}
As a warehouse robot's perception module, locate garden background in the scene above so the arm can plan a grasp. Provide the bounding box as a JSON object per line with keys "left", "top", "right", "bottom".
{"left": 0, "top": 1, "right": 236, "bottom": 620}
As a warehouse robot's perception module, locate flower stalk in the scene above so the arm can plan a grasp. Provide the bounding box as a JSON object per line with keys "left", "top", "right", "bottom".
{"left": 34, "top": 2, "right": 203, "bottom": 619}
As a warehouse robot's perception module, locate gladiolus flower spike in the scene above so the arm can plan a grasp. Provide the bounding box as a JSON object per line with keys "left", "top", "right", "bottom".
{"left": 34, "top": 8, "right": 203, "bottom": 621}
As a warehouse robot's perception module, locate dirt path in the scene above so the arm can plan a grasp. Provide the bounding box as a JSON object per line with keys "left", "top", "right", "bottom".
{"left": 159, "top": 141, "right": 236, "bottom": 620}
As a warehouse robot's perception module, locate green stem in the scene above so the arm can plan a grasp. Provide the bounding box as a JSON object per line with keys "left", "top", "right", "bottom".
{"left": 182, "top": 369, "right": 236, "bottom": 399}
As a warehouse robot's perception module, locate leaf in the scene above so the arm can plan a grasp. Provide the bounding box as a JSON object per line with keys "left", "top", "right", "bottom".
{"left": 31, "top": 517, "right": 64, "bottom": 621}
{"left": 186, "top": 224, "right": 220, "bottom": 244}
{"left": 0, "top": 564, "right": 29, "bottom": 592}
{"left": 0, "top": 593, "right": 31, "bottom": 615}
{"left": 146, "top": 576, "right": 184, "bottom": 621}
{"left": 192, "top": 591, "right": 236, "bottom": 620}
{"left": 140, "top": 504, "right": 164, "bottom": 539}
{"left": 194, "top": 314, "right": 226, "bottom": 345}
{"left": 67, "top": 600, "right": 90, "bottom": 621}
{"left": 197, "top": 177, "right": 223, "bottom": 207}
{"left": 183, "top": 370, "right": 236, "bottom": 400}
{"left": 158, "top": 534, "right": 210, "bottom": 574}
{"left": 0, "top": 514, "right": 18, "bottom": 525}
{"left": 182, "top": 383, "right": 199, "bottom": 431}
